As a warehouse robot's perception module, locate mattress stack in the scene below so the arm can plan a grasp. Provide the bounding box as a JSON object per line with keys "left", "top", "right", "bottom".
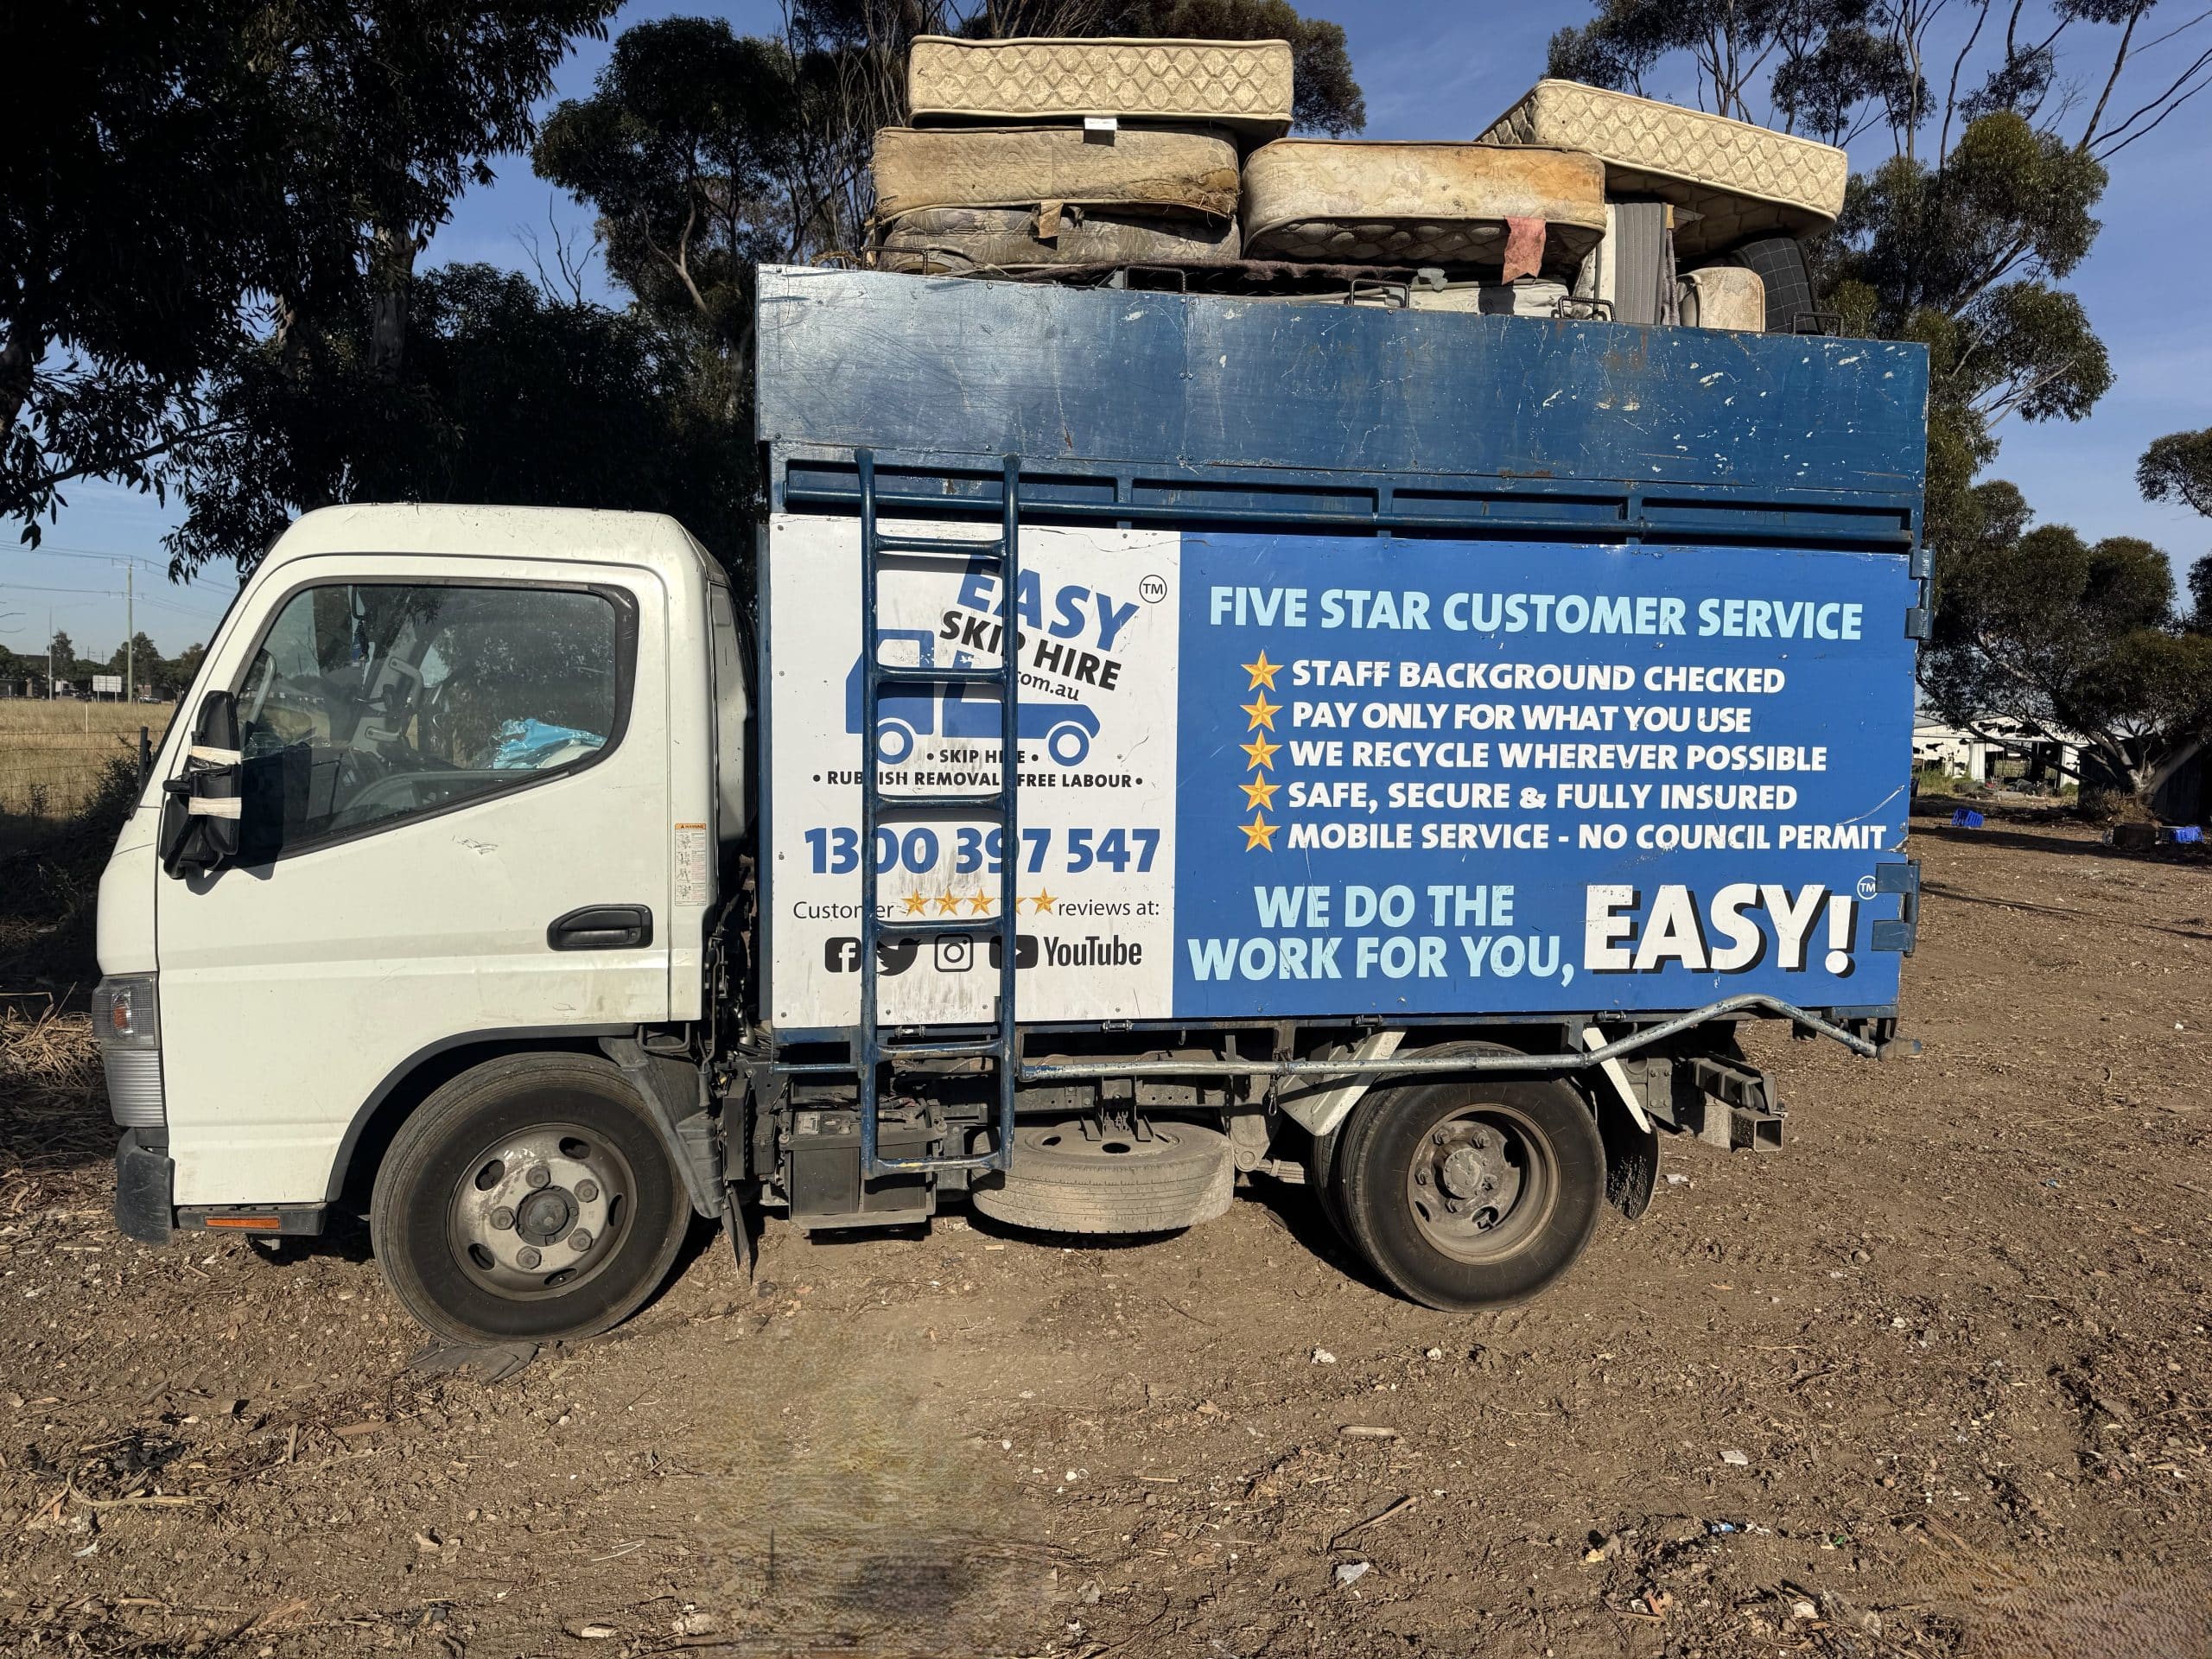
{"left": 873, "top": 35, "right": 1293, "bottom": 275}
{"left": 868, "top": 45, "right": 1849, "bottom": 335}
{"left": 1478, "top": 80, "right": 1848, "bottom": 333}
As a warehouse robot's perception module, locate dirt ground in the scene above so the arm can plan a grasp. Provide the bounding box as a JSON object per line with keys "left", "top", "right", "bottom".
{"left": 3, "top": 810, "right": 2209, "bottom": 1658}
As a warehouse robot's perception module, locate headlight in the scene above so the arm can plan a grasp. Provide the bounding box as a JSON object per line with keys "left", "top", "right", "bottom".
{"left": 92, "top": 976, "right": 165, "bottom": 1130}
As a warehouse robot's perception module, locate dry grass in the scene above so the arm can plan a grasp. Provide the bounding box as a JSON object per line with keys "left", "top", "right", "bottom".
{"left": 0, "top": 1004, "right": 109, "bottom": 1216}
{"left": 0, "top": 699, "right": 171, "bottom": 819}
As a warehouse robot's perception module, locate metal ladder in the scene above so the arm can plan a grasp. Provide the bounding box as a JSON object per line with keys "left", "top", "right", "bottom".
{"left": 854, "top": 450, "right": 1022, "bottom": 1178}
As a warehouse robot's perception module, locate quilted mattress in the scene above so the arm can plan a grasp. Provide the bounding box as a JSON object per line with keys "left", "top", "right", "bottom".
{"left": 872, "top": 124, "right": 1239, "bottom": 223}
{"left": 1241, "top": 142, "right": 1606, "bottom": 269}
{"left": 1478, "top": 79, "right": 1846, "bottom": 257}
{"left": 907, "top": 35, "right": 1294, "bottom": 137}
{"left": 874, "top": 207, "right": 1241, "bottom": 273}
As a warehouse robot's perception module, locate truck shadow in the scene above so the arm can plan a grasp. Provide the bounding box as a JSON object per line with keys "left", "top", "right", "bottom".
{"left": 1912, "top": 819, "right": 2210, "bottom": 867}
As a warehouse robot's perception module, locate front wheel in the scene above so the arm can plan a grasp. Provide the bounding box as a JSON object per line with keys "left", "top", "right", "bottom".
{"left": 370, "top": 1053, "right": 692, "bottom": 1344}
{"left": 1332, "top": 1070, "right": 1604, "bottom": 1311}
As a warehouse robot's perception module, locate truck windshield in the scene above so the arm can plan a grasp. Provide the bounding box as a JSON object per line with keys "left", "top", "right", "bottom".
{"left": 232, "top": 581, "right": 627, "bottom": 861}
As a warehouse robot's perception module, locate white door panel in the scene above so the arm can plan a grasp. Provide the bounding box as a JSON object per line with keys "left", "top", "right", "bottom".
{"left": 156, "top": 556, "right": 671, "bottom": 1206}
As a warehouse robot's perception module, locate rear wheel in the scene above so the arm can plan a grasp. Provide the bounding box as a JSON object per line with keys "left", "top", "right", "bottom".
{"left": 370, "top": 1053, "right": 691, "bottom": 1344}
{"left": 1332, "top": 1069, "right": 1604, "bottom": 1311}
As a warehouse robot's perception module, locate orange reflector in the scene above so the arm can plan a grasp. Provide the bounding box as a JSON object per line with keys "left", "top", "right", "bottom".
{"left": 205, "top": 1215, "right": 281, "bottom": 1230}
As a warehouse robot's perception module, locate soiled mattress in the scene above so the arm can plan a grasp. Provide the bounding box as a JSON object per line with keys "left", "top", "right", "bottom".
{"left": 872, "top": 124, "right": 1239, "bottom": 223}
{"left": 1478, "top": 79, "right": 1847, "bottom": 257}
{"left": 874, "top": 207, "right": 1241, "bottom": 273}
{"left": 1678, "top": 265, "right": 1766, "bottom": 331}
{"left": 1241, "top": 141, "right": 1606, "bottom": 268}
{"left": 907, "top": 35, "right": 1293, "bottom": 137}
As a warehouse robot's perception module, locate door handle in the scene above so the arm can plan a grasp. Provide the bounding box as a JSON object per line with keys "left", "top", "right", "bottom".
{"left": 548, "top": 905, "right": 654, "bottom": 951}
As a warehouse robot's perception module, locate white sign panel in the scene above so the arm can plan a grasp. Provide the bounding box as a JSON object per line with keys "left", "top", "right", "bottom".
{"left": 92, "top": 674, "right": 123, "bottom": 694}
{"left": 766, "top": 513, "right": 1179, "bottom": 1030}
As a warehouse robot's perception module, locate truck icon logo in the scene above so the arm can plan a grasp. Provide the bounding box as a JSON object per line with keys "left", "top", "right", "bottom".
{"left": 845, "top": 629, "right": 1101, "bottom": 766}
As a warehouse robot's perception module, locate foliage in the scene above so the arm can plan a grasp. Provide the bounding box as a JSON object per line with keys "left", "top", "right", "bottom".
{"left": 168, "top": 264, "right": 752, "bottom": 575}
{"left": 2138, "top": 427, "right": 2212, "bottom": 634}
{"left": 1922, "top": 497, "right": 2212, "bottom": 797}
{"left": 4, "top": 0, "right": 618, "bottom": 554}
{"left": 1, "top": 0, "right": 302, "bottom": 541}
{"left": 2139, "top": 428, "right": 2212, "bottom": 519}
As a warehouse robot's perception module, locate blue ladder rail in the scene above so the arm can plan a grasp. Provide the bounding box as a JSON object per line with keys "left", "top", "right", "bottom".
{"left": 855, "top": 450, "right": 1023, "bottom": 1178}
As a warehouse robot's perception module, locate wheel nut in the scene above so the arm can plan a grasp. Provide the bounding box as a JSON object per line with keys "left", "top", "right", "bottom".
{"left": 489, "top": 1206, "right": 516, "bottom": 1230}
{"left": 575, "top": 1179, "right": 600, "bottom": 1204}
{"left": 524, "top": 1166, "right": 551, "bottom": 1190}
{"left": 569, "top": 1230, "right": 594, "bottom": 1252}
{"left": 1445, "top": 1198, "right": 1462, "bottom": 1214}
{"left": 1414, "top": 1168, "right": 1428, "bottom": 1186}
{"left": 517, "top": 1246, "right": 543, "bottom": 1269}
{"left": 1432, "top": 1130, "right": 1447, "bottom": 1146}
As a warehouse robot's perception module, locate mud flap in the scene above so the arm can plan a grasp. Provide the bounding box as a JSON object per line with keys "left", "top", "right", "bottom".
{"left": 1594, "top": 1088, "right": 1658, "bottom": 1220}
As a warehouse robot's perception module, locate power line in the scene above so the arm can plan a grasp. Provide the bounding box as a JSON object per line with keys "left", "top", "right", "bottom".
{"left": 6, "top": 544, "right": 174, "bottom": 569}
{"left": 1, "top": 578, "right": 228, "bottom": 614}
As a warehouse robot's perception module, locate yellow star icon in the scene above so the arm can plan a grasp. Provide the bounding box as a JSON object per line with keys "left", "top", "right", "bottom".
{"left": 934, "top": 893, "right": 961, "bottom": 915}
{"left": 1242, "top": 692, "right": 1281, "bottom": 731}
{"left": 1242, "top": 650, "right": 1281, "bottom": 690}
{"left": 964, "top": 891, "right": 993, "bottom": 915}
{"left": 1240, "top": 815, "right": 1278, "bottom": 851}
{"left": 1239, "top": 777, "right": 1278, "bottom": 810}
{"left": 1241, "top": 734, "right": 1279, "bottom": 772}
{"left": 901, "top": 891, "right": 930, "bottom": 915}
{"left": 1030, "top": 888, "right": 1057, "bottom": 914}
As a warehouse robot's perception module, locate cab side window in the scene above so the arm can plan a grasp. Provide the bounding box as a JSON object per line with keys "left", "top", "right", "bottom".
{"left": 233, "top": 582, "right": 629, "bottom": 861}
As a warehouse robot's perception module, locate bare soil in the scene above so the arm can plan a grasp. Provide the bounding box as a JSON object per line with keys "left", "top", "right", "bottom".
{"left": 3, "top": 811, "right": 2209, "bottom": 1658}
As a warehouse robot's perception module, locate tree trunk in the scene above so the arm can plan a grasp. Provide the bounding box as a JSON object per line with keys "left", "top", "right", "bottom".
{"left": 0, "top": 332, "right": 35, "bottom": 436}
{"left": 369, "top": 222, "right": 415, "bottom": 381}
{"left": 2139, "top": 731, "right": 2208, "bottom": 811}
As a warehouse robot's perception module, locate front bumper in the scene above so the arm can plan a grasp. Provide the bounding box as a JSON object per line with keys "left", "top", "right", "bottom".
{"left": 114, "top": 1130, "right": 175, "bottom": 1244}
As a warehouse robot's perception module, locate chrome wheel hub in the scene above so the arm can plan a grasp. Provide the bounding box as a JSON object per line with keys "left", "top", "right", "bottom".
{"left": 448, "top": 1125, "right": 632, "bottom": 1298}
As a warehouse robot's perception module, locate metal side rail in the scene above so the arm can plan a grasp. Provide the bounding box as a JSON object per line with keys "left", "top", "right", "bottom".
{"left": 855, "top": 449, "right": 1024, "bottom": 1178}
{"left": 1015, "top": 994, "right": 1886, "bottom": 1082}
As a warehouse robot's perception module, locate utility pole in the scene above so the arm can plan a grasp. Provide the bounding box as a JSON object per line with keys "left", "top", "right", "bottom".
{"left": 47, "top": 609, "right": 54, "bottom": 699}
{"left": 125, "top": 562, "right": 135, "bottom": 700}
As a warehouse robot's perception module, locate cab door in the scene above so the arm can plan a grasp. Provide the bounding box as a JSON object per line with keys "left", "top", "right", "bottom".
{"left": 156, "top": 555, "right": 671, "bottom": 1207}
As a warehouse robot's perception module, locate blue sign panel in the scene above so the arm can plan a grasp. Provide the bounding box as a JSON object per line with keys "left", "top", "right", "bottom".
{"left": 1168, "top": 536, "right": 1918, "bottom": 1019}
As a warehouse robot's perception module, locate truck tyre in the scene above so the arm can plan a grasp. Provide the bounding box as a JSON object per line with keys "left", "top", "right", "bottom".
{"left": 969, "top": 1117, "right": 1232, "bottom": 1234}
{"left": 1332, "top": 1068, "right": 1604, "bottom": 1311}
{"left": 370, "top": 1053, "right": 692, "bottom": 1344}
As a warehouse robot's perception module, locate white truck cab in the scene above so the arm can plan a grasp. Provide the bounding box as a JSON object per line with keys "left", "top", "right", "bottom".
{"left": 99, "top": 504, "right": 748, "bottom": 1342}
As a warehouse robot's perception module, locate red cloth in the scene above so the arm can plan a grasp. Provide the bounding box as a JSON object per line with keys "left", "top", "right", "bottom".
{"left": 1502, "top": 215, "right": 1545, "bottom": 283}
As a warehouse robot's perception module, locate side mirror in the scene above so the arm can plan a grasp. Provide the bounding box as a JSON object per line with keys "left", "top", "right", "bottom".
{"left": 160, "top": 690, "right": 243, "bottom": 879}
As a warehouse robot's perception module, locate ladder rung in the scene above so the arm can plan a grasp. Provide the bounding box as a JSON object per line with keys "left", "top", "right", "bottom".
{"left": 875, "top": 535, "right": 1005, "bottom": 563}
{"left": 877, "top": 791, "right": 1005, "bottom": 812}
{"left": 874, "top": 663, "right": 1006, "bottom": 689}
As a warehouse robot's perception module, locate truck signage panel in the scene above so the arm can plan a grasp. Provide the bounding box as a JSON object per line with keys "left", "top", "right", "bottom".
{"left": 766, "top": 516, "right": 1916, "bottom": 1031}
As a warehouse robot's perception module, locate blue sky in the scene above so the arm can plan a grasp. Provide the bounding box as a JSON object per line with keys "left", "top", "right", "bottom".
{"left": 7, "top": 0, "right": 2207, "bottom": 658}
